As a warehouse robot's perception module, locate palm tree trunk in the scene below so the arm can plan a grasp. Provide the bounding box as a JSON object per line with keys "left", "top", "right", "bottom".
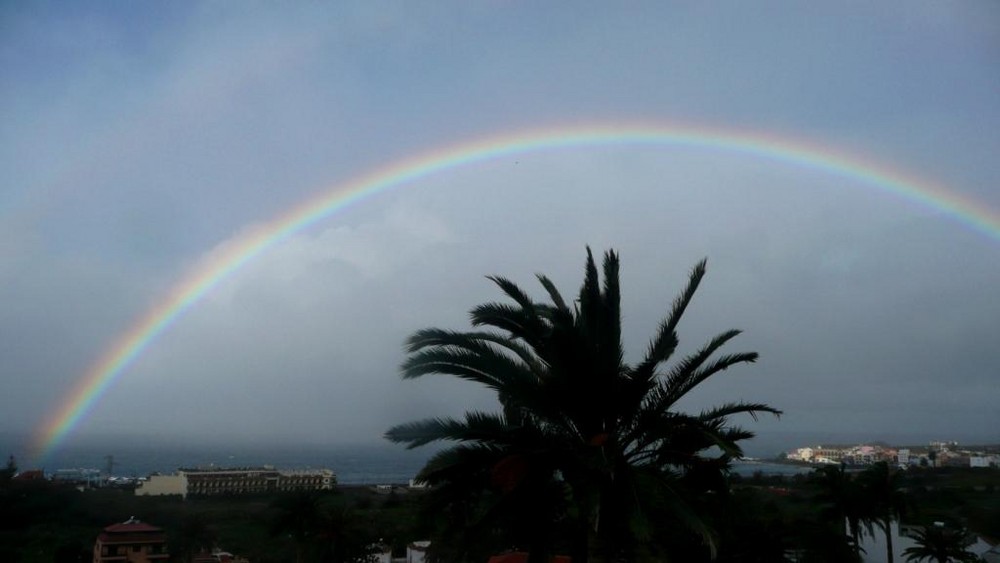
{"left": 883, "top": 518, "right": 893, "bottom": 563}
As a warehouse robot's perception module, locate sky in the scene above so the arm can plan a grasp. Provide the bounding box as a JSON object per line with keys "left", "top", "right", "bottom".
{"left": 2, "top": 2, "right": 998, "bottom": 461}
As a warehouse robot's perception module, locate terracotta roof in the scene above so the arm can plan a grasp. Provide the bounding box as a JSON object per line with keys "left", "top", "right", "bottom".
{"left": 103, "top": 521, "right": 164, "bottom": 533}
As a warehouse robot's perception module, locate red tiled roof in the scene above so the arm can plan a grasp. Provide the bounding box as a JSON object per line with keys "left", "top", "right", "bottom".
{"left": 103, "top": 521, "right": 163, "bottom": 533}
{"left": 98, "top": 520, "right": 167, "bottom": 544}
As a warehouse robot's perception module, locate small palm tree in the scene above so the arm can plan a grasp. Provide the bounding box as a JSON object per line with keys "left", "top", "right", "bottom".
{"left": 859, "top": 462, "right": 907, "bottom": 563}
{"left": 270, "top": 491, "right": 375, "bottom": 563}
{"left": 387, "top": 249, "right": 781, "bottom": 562}
{"left": 270, "top": 491, "right": 326, "bottom": 563}
{"left": 903, "top": 523, "right": 978, "bottom": 563}
{"left": 811, "top": 465, "right": 869, "bottom": 557}
{"left": 172, "top": 514, "right": 216, "bottom": 563}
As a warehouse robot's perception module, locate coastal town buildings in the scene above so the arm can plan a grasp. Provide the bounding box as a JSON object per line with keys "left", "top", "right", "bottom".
{"left": 92, "top": 517, "right": 168, "bottom": 563}
{"left": 786, "top": 442, "right": 999, "bottom": 468}
{"left": 53, "top": 467, "right": 102, "bottom": 488}
{"left": 135, "top": 467, "right": 335, "bottom": 499}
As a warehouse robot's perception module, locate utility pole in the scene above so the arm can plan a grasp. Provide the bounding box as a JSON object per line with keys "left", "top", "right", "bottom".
{"left": 105, "top": 455, "right": 115, "bottom": 477}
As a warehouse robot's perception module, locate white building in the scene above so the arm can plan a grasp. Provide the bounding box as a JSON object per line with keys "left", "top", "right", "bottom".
{"left": 369, "top": 543, "right": 392, "bottom": 563}
{"left": 135, "top": 473, "right": 188, "bottom": 498}
{"left": 135, "top": 467, "right": 335, "bottom": 498}
{"left": 407, "top": 541, "right": 430, "bottom": 563}
{"left": 897, "top": 449, "right": 910, "bottom": 465}
{"left": 970, "top": 456, "right": 997, "bottom": 468}
{"left": 791, "top": 447, "right": 814, "bottom": 461}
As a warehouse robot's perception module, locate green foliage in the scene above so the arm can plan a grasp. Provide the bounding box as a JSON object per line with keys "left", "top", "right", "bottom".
{"left": 0, "top": 480, "right": 415, "bottom": 563}
{"left": 2, "top": 465, "right": 996, "bottom": 562}
{"left": 269, "top": 490, "right": 378, "bottom": 563}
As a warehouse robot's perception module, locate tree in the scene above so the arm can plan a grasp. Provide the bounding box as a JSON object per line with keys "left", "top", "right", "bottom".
{"left": 810, "top": 465, "right": 868, "bottom": 559}
{"left": 270, "top": 491, "right": 376, "bottom": 563}
{"left": 171, "top": 514, "right": 216, "bottom": 563}
{"left": 0, "top": 455, "right": 15, "bottom": 486}
{"left": 386, "top": 249, "right": 780, "bottom": 562}
{"left": 859, "top": 462, "right": 907, "bottom": 563}
{"left": 903, "top": 523, "right": 978, "bottom": 563}
{"left": 271, "top": 491, "right": 325, "bottom": 563}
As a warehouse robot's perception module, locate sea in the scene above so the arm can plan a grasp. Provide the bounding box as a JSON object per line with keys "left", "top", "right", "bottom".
{"left": 1, "top": 433, "right": 825, "bottom": 484}
{"left": 5, "top": 428, "right": 993, "bottom": 485}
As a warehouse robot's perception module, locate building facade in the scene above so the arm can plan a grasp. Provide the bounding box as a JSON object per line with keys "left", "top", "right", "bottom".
{"left": 93, "top": 518, "right": 169, "bottom": 563}
{"left": 135, "top": 467, "right": 335, "bottom": 498}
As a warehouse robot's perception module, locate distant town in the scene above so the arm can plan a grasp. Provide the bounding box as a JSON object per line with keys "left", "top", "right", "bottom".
{"left": 783, "top": 440, "right": 1000, "bottom": 468}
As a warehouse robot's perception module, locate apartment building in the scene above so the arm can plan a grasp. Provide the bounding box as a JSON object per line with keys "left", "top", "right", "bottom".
{"left": 135, "top": 467, "right": 335, "bottom": 498}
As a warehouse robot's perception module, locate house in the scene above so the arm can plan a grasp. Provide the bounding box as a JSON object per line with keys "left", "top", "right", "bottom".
{"left": 93, "top": 517, "right": 169, "bottom": 563}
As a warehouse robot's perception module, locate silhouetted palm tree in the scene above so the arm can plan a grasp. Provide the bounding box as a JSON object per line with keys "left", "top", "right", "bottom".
{"left": 811, "top": 465, "right": 869, "bottom": 557}
{"left": 172, "top": 514, "right": 216, "bottom": 563}
{"left": 903, "top": 523, "right": 978, "bottom": 563}
{"left": 386, "top": 249, "right": 780, "bottom": 562}
{"left": 859, "top": 462, "right": 907, "bottom": 563}
{"left": 271, "top": 491, "right": 326, "bottom": 563}
{"left": 270, "top": 491, "right": 375, "bottom": 563}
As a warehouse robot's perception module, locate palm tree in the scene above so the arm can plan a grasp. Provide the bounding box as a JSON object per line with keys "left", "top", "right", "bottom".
{"left": 386, "top": 248, "right": 781, "bottom": 562}
{"left": 810, "top": 465, "right": 869, "bottom": 558}
{"left": 270, "top": 491, "right": 326, "bottom": 563}
{"left": 859, "top": 462, "right": 907, "bottom": 563}
{"left": 903, "top": 523, "right": 978, "bottom": 563}
{"left": 172, "top": 514, "right": 216, "bottom": 563}
{"left": 270, "top": 491, "right": 375, "bottom": 563}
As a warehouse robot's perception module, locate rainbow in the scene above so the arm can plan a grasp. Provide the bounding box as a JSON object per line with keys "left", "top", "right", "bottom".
{"left": 32, "top": 122, "right": 1000, "bottom": 460}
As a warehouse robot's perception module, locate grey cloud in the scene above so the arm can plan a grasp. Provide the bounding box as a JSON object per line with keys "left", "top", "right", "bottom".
{"left": 2, "top": 2, "right": 997, "bottom": 456}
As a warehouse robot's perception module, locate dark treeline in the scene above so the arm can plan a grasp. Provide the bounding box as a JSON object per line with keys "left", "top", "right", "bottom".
{"left": 1, "top": 460, "right": 997, "bottom": 562}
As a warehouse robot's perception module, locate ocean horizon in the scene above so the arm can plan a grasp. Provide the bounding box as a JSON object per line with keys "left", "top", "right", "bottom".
{"left": 3, "top": 429, "right": 994, "bottom": 484}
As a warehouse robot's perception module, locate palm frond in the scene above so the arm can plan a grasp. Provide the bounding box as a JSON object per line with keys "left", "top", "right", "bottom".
{"left": 487, "top": 275, "right": 538, "bottom": 311}
{"left": 631, "top": 258, "right": 706, "bottom": 384}
{"left": 385, "top": 411, "right": 514, "bottom": 449}
{"left": 401, "top": 348, "right": 541, "bottom": 402}
{"left": 576, "top": 247, "right": 603, "bottom": 341}
{"left": 405, "top": 328, "right": 547, "bottom": 374}
{"left": 536, "top": 273, "right": 570, "bottom": 313}
{"left": 642, "top": 329, "right": 754, "bottom": 415}
{"left": 666, "top": 351, "right": 759, "bottom": 409}
{"left": 470, "top": 302, "right": 548, "bottom": 343}
{"left": 416, "top": 443, "right": 507, "bottom": 484}
{"left": 598, "top": 250, "right": 624, "bottom": 375}
{"left": 697, "top": 401, "right": 783, "bottom": 423}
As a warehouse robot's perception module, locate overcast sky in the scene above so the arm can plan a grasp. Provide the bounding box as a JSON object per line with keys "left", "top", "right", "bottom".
{"left": 2, "top": 2, "right": 998, "bottom": 458}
